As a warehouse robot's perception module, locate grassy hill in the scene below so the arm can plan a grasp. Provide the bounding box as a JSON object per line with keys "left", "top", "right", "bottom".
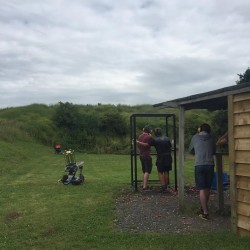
{"left": 1, "top": 102, "right": 226, "bottom": 154}
{"left": 0, "top": 103, "right": 179, "bottom": 153}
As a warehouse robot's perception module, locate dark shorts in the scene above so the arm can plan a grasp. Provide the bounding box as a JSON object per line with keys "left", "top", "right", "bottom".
{"left": 195, "top": 165, "right": 214, "bottom": 190}
{"left": 140, "top": 156, "right": 152, "bottom": 174}
{"left": 156, "top": 154, "right": 172, "bottom": 173}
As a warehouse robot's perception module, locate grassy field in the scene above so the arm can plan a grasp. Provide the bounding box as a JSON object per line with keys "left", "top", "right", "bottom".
{"left": 0, "top": 140, "right": 249, "bottom": 250}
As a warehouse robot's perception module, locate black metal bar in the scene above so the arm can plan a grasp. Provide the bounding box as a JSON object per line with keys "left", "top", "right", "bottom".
{"left": 131, "top": 113, "right": 173, "bottom": 118}
{"left": 130, "top": 115, "right": 133, "bottom": 186}
{"left": 165, "top": 117, "right": 169, "bottom": 136}
{"left": 173, "top": 115, "right": 178, "bottom": 191}
{"left": 133, "top": 115, "right": 138, "bottom": 191}
{"left": 166, "top": 117, "right": 170, "bottom": 185}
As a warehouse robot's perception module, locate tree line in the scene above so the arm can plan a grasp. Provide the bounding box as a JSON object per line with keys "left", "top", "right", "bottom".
{"left": 0, "top": 102, "right": 228, "bottom": 154}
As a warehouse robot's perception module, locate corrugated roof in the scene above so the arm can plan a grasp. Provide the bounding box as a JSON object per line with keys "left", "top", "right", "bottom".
{"left": 154, "top": 82, "right": 250, "bottom": 110}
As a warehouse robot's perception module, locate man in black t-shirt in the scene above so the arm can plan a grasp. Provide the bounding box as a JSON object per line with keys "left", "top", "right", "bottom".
{"left": 151, "top": 128, "right": 172, "bottom": 192}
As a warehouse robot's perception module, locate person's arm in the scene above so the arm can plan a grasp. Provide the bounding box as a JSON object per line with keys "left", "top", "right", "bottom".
{"left": 216, "top": 131, "right": 228, "bottom": 145}
{"left": 136, "top": 140, "right": 149, "bottom": 147}
{"left": 188, "top": 136, "right": 195, "bottom": 155}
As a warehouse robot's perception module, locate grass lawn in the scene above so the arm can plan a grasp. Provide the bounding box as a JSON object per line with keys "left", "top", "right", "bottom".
{"left": 0, "top": 141, "right": 249, "bottom": 250}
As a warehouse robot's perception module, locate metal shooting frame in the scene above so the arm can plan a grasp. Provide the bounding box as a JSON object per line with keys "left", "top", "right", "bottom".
{"left": 130, "top": 113, "right": 177, "bottom": 191}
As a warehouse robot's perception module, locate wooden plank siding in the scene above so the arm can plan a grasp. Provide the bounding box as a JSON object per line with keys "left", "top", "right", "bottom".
{"left": 237, "top": 176, "right": 250, "bottom": 190}
{"left": 235, "top": 138, "right": 250, "bottom": 150}
{"left": 233, "top": 99, "right": 250, "bottom": 113}
{"left": 237, "top": 189, "right": 250, "bottom": 204}
{"left": 234, "top": 125, "right": 250, "bottom": 138}
{"left": 233, "top": 92, "right": 250, "bottom": 102}
{"left": 232, "top": 92, "right": 250, "bottom": 236}
{"left": 235, "top": 151, "right": 250, "bottom": 164}
{"left": 237, "top": 201, "right": 250, "bottom": 217}
{"left": 234, "top": 112, "right": 250, "bottom": 125}
{"left": 237, "top": 214, "right": 250, "bottom": 231}
{"left": 236, "top": 164, "right": 250, "bottom": 177}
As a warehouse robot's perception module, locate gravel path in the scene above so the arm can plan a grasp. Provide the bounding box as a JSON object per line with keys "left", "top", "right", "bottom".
{"left": 114, "top": 186, "right": 231, "bottom": 234}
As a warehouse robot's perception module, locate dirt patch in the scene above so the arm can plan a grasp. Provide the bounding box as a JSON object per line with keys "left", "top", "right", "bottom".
{"left": 114, "top": 186, "right": 231, "bottom": 234}
{"left": 5, "top": 212, "right": 23, "bottom": 221}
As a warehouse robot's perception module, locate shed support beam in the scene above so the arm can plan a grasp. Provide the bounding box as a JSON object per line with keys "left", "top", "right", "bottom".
{"left": 228, "top": 95, "right": 237, "bottom": 233}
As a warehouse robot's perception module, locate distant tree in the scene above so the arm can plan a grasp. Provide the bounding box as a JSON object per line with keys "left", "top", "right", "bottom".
{"left": 98, "top": 111, "right": 127, "bottom": 136}
{"left": 53, "top": 102, "right": 81, "bottom": 130}
{"left": 210, "top": 110, "right": 228, "bottom": 137}
{"left": 236, "top": 67, "right": 250, "bottom": 85}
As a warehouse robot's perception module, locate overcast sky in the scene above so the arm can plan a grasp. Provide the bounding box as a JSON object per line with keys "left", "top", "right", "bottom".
{"left": 0, "top": 0, "right": 249, "bottom": 108}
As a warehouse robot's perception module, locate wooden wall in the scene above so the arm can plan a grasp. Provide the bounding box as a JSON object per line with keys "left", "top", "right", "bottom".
{"left": 229, "top": 92, "right": 250, "bottom": 236}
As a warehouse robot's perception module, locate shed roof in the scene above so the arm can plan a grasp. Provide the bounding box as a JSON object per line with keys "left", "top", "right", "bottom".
{"left": 154, "top": 82, "right": 250, "bottom": 110}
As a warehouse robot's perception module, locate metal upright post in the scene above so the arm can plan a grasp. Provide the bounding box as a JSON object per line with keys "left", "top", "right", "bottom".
{"left": 130, "top": 115, "right": 134, "bottom": 186}
{"left": 165, "top": 117, "right": 169, "bottom": 136}
{"left": 133, "top": 116, "right": 138, "bottom": 191}
{"left": 173, "top": 115, "right": 178, "bottom": 191}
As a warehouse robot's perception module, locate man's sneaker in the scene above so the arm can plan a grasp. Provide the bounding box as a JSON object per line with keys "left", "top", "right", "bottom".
{"left": 199, "top": 213, "right": 209, "bottom": 220}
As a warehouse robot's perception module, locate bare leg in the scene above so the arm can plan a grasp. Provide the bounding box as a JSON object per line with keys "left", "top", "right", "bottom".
{"left": 164, "top": 171, "right": 169, "bottom": 186}
{"left": 205, "top": 189, "right": 210, "bottom": 210}
{"left": 158, "top": 171, "right": 168, "bottom": 192}
{"left": 143, "top": 172, "right": 149, "bottom": 188}
{"left": 200, "top": 189, "right": 209, "bottom": 214}
{"left": 158, "top": 172, "right": 165, "bottom": 186}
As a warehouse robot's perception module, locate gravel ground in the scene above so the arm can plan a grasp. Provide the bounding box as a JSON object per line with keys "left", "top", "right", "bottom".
{"left": 114, "top": 186, "right": 231, "bottom": 234}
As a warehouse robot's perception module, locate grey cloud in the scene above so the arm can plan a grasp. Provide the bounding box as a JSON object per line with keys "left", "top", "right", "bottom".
{"left": 0, "top": 0, "right": 250, "bottom": 108}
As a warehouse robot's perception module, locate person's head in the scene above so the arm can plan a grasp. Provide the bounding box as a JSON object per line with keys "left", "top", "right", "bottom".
{"left": 143, "top": 125, "right": 152, "bottom": 134}
{"left": 200, "top": 123, "right": 211, "bottom": 134}
{"left": 154, "top": 128, "right": 162, "bottom": 137}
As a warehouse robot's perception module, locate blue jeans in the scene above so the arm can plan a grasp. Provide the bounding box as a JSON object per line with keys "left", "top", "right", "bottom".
{"left": 195, "top": 165, "right": 214, "bottom": 190}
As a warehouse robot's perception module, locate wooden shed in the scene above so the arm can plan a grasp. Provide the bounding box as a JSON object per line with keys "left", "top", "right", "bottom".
{"left": 154, "top": 82, "right": 250, "bottom": 236}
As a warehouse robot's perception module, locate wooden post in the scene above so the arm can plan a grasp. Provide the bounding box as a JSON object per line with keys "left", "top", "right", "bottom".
{"left": 215, "top": 154, "right": 224, "bottom": 211}
{"left": 228, "top": 95, "right": 237, "bottom": 233}
{"left": 178, "top": 106, "right": 185, "bottom": 208}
